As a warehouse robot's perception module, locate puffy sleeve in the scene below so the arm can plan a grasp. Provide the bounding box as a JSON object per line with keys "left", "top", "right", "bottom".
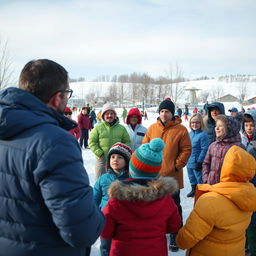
{"left": 176, "top": 194, "right": 215, "bottom": 249}
{"left": 34, "top": 134, "right": 105, "bottom": 247}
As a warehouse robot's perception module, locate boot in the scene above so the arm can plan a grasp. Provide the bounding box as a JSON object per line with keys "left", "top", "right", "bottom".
{"left": 169, "top": 233, "right": 179, "bottom": 252}
{"left": 187, "top": 185, "right": 196, "bottom": 198}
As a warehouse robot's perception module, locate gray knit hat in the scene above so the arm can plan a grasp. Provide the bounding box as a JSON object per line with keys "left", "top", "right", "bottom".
{"left": 101, "top": 103, "right": 117, "bottom": 120}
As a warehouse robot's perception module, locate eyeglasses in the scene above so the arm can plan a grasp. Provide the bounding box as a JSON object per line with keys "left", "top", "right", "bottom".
{"left": 64, "top": 112, "right": 72, "bottom": 115}
{"left": 191, "top": 121, "right": 200, "bottom": 124}
{"left": 52, "top": 89, "right": 73, "bottom": 99}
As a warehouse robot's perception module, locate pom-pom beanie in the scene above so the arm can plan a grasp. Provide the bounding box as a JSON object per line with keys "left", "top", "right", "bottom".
{"left": 129, "top": 138, "right": 164, "bottom": 179}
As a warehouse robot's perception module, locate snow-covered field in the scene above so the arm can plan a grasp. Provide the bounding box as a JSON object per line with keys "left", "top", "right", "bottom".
{"left": 80, "top": 109, "right": 193, "bottom": 256}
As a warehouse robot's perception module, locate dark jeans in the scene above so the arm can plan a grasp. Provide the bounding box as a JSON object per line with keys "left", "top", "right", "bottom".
{"left": 80, "top": 128, "right": 89, "bottom": 148}
{"left": 172, "top": 189, "right": 183, "bottom": 224}
{"left": 100, "top": 237, "right": 111, "bottom": 256}
{"left": 85, "top": 247, "right": 91, "bottom": 256}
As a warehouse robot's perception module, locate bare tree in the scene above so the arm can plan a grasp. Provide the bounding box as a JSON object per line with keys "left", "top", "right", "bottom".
{"left": 210, "top": 85, "right": 224, "bottom": 101}
{"left": 165, "top": 63, "right": 186, "bottom": 105}
{"left": 0, "top": 38, "right": 15, "bottom": 88}
{"left": 236, "top": 81, "right": 247, "bottom": 104}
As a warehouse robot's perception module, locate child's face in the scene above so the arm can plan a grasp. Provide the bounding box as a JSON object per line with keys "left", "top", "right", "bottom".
{"left": 215, "top": 120, "right": 226, "bottom": 139}
{"left": 244, "top": 121, "right": 255, "bottom": 136}
{"left": 210, "top": 108, "right": 220, "bottom": 120}
{"left": 110, "top": 154, "right": 126, "bottom": 174}
{"left": 190, "top": 117, "right": 201, "bottom": 130}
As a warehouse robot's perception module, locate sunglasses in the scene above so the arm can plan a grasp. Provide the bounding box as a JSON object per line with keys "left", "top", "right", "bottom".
{"left": 64, "top": 112, "right": 72, "bottom": 115}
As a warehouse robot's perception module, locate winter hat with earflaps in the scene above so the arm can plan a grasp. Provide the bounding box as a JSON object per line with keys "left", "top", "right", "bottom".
{"left": 101, "top": 103, "right": 117, "bottom": 120}
{"left": 107, "top": 143, "right": 132, "bottom": 169}
{"left": 129, "top": 138, "right": 164, "bottom": 179}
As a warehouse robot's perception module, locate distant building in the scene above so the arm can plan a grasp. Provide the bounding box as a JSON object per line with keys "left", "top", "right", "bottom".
{"left": 216, "top": 94, "right": 239, "bottom": 102}
{"left": 245, "top": 95, "right": 256, "bottom": 104}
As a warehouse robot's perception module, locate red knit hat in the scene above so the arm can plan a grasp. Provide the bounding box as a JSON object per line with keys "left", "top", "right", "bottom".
{"left": 64, "top": 107, "right": 72, "bottom": 113}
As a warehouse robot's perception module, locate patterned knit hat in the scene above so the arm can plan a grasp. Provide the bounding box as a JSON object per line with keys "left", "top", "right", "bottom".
{"left": 107, "top": 143, "right": 132, "bottom": 169}
{"left": 129, "top": 138, "right": 165, "bottom": 179}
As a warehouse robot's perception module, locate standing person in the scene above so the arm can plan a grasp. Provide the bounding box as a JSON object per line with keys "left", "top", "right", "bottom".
{"left": 97, "top": 110, "right": 103, "bottom": 123}
{"left": 101, "top": 138, "right": 182, "bottom": 256}
{"left": 90, "top": 108, "right": 97, "bottom": 129}
{"left": 78, "top": 107, "right": 91, "bottom": 149}
{"left": 204, "top": 102, "right": 225, "bottom": 144}
{"left": 202, "top": 115, "right": 245, "bottom": 185}
{"left": 186, "top": 114, "right": 209, "bottom": 197}
{"left": 89, "top": 103, "right": 131, "bottom": 180}
{"left": 0, "top": 59, "right": 105, "bottom": 256}
{"left": 184, "top": 104, "right": 189, "bottom": 122}
{"left": 177, "top": 106, "right": 182, "bottom": 117}
{"left": 64, "top": 107, "right": 81, "bottom": 139}
{"left": 121, "top": 106, "right": 127, "bottom": 123}
{"left": 142, "top": 99, "right": 192, "bottom": 252}
{"left": 144, "top": 110, "right": 148, "bottom": 120}
{"left": 176, "top": 146, "right": 256, "bottom": 256}
{"left": 192, "top": 107, "right": 198, "bottom": 114}
{"left": 125, "top": 107, "right": 147, "bottom": 152}
{"left": 94, "top": 143, "right": 132, "bottom": 256}
{"left": 203, "top": 101, "right": 209, "bottom": 115}
{"left": 228, "top": 107, "right": 238, "bottom": 117}
{"left": 241, "top": 109, "right": 256, "bottom": 256}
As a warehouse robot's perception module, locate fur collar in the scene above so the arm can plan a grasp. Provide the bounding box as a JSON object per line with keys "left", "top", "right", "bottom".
{"left": 108, "top": 177, "right": 178, "bottom": 202}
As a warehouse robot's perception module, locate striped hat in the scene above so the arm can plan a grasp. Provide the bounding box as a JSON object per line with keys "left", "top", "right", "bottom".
{"left": 107, "top": 143, "right": 132, "bottom": 169}
{"left": 129, "top": 138, "right": 164, "bottom": 179}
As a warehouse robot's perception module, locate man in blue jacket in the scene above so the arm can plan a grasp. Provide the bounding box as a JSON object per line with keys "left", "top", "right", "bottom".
{"left": 0, "top": 59, "right": 105, "bottom": 256}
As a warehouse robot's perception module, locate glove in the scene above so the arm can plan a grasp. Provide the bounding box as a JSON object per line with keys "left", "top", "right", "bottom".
{"left": 195, "top": 162, "right": 203, "bottom": 171}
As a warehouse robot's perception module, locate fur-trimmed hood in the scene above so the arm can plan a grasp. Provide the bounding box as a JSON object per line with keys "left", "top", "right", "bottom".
{"left": 108, "top": 177, "right": 178, "bottom": 202}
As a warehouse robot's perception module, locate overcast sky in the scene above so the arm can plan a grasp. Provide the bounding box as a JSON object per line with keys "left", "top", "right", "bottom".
{"left": 1, "top": 0, "right": 256, "bottom": 81}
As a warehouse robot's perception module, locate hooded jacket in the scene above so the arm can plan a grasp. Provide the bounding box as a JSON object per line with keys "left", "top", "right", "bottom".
{"left": 202, "top": 115, "right": 245, "bottom": 184}
{"left": 0, "top": 87, "right": 104, "bottom": 256}
{"left": 242, "top": 109, "right": 256, "bottom": 158}
{"left": 205, "top": 102, "right": 225, "bottom": 144}
{"left": 101, "top": 177, "right": 181, "bottom": 256}
{"left": 125, "top": 108, "right": 147, "bottom": 152}
{"left": 176, "top": 146, "right": 256, "bottom": 256}
{"left": 142, "top": 116, "right": 191, "bottom": 188}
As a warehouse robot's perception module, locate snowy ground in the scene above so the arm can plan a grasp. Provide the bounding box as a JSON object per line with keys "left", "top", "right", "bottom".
{"left": 80, "top": 110, "right": 193, "bottom": 256}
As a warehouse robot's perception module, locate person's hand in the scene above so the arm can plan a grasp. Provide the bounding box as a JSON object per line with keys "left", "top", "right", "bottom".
{"left": 195, "top": 162, "right": 203, "bottom": 171}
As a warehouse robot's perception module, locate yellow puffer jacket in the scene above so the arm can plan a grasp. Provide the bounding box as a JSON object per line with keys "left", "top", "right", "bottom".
{"left": 142, "top": 117, "right": 191, "bottom": 189}
{"left": 176, "top": 145, "right": 256, "bottom": 256}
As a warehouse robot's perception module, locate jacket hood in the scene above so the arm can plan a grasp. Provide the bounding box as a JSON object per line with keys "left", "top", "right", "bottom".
{"left": 207, "top": 102, "right": 225, "bottom": 120}
{"left": 216, "top": 115, "right": 241, "bottom": 139}
{"left": 108, "top": 177, "right": 178, "bottom": 202}
{"left": 126, "top": 108, "right": 142, "bottom": 124}
{"left": 0, "top": 87, "right": 75, "bottom": 139}
{"left": 197, "top": 146, "right": 256, "bottom": 212}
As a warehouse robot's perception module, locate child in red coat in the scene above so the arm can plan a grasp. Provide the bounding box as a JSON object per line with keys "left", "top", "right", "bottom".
{"left": 101, "top": 138, "right": 181, "bottom": 256}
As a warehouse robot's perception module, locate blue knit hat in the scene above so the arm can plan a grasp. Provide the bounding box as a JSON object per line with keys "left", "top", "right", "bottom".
{"left": 129, "top": 138, "right": 165, "bottom": 179}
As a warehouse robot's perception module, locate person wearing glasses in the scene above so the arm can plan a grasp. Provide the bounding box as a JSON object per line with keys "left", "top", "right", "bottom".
{"left": 64, "top": 107, "right": 81, "bottom": 139}
{"left": 0, "top": 59, "right": 105, "bottom": 256}
{"left": 186, "top": 114, "right": 209, "bottom": 198}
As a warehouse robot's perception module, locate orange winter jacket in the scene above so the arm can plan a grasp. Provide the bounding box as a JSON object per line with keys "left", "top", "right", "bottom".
{"left": 142, "top": 117, "right": 191, "bottom": 188}
{"left": 176, "top": 146, "right": 256, "bottom": 256}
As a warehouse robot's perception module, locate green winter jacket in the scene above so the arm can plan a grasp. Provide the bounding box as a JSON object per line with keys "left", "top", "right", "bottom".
{"left": 89, "top": 120, "right": 131, "bottom": 159}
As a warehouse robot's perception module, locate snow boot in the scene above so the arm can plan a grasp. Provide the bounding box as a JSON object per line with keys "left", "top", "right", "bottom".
{"left": 169, "top": 233, "right": 179, "bottom": 252}
{"left": 187, "top": 185, "right": 196, "bottom": 198}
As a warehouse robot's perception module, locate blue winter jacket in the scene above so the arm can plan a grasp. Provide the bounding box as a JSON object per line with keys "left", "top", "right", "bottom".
{"left": 94, "top": 169, "right": 129, "bottom": 210}
{"left": 0, "top": 87, "right": 105, "bottom": 256}
{"left": 187, "top": 130, "right": 210, "bottom": 169}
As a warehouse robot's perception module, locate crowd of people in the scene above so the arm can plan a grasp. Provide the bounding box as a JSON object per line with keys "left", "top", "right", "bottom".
{"left": 0, "top": 59, "right": 255, "bottom": 256}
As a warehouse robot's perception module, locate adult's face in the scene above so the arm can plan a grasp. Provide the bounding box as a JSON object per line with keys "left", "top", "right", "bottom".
{"left": 57, "top": 85, "right": 70, "bottom": 114}
{"left": 210, "top": 108, "right": 220, "bottom": 120}
{"left": 159, "top": 109, "right": 173, "bottom": 123}
{"left": 129, "top": 115, "right": 139, "bottom": 125}
{"left": 104, "top": 110, "right": 116, "bottom": 123}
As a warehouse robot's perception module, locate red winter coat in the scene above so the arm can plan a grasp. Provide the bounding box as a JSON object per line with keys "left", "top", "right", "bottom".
{"left": 77, "top": 113, "right": 91, "bottom": 130}
{"left": 101, "top": 177, "right": 181, "bottom": 256}
{"left": 68, "top": 120, "right": 81, "bottom": 139}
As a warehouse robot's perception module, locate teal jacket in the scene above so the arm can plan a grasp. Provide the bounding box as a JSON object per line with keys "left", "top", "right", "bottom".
{"left": 89, "top": 120, "right": 131, "bottom": 159}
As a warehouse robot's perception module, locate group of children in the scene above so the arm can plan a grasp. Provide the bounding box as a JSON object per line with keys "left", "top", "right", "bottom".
{"left": 92, "top": 105, "right": 256, "bottom": 256}
{"left": 186, "top": 106, "right": 256, "bottom": 255}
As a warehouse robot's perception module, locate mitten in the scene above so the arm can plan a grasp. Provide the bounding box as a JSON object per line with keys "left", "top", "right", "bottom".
{"left": 195, "top": 162, "right": 203, "bottom": 171}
